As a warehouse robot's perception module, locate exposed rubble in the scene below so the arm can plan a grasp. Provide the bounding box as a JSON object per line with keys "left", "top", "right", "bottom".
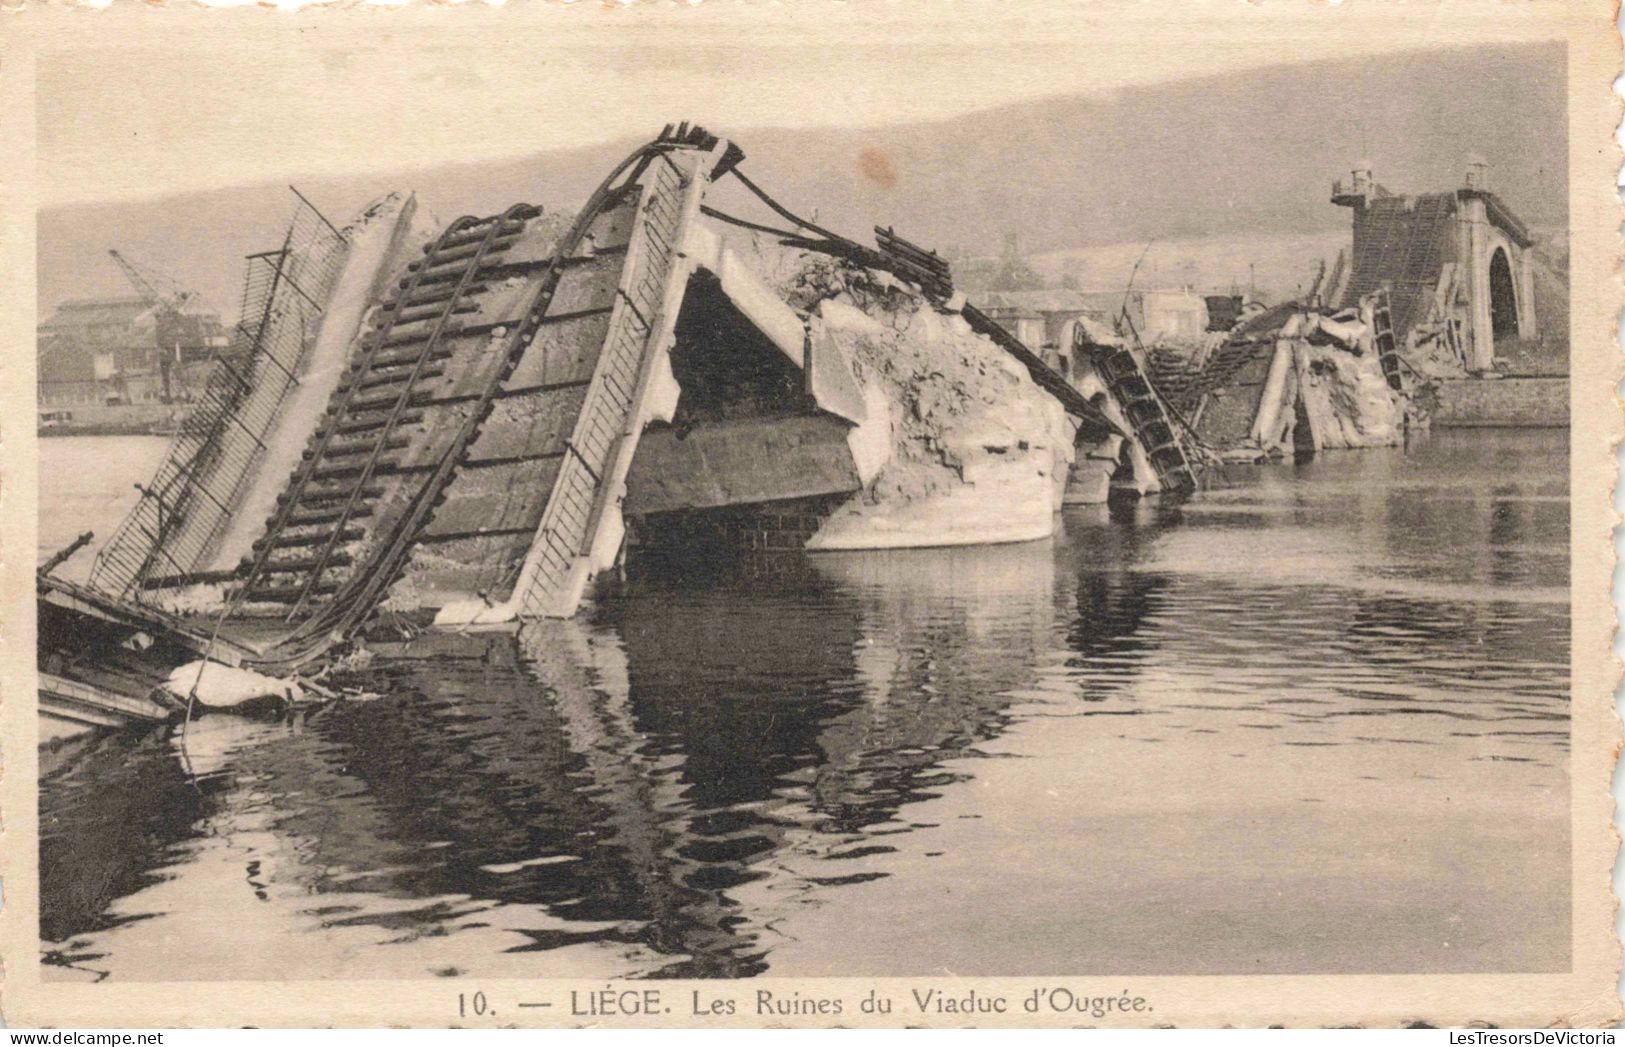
{"left": 1147, "top": 296, "right": 1413, "bottom": 461}
{"left": 744, "top": 239, "right": 1079, "bottom": 549}
{"left": 1293, "top": 308, "right": 1406, "bottom": 449}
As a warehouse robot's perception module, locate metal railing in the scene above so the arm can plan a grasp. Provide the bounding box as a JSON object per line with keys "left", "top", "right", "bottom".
{"left": 88, "top": 192, "right": 349, "bottom": 601}
{"left": 512, "top": 160, "right": 683, "bottom": 619}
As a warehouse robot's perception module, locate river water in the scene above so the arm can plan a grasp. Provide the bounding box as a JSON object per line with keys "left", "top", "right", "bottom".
{"left": 38, "top": 429, "right": 1570, "bottom": 981}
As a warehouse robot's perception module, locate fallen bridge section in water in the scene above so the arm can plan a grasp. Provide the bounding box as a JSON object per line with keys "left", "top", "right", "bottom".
{"left": 53, "top": 125, "right": 1138, "bottom": 679}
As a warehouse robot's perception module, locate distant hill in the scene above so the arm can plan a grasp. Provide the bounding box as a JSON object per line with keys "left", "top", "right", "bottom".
{"left": 38, "top": 42, "right": 1566, "bottom": 324}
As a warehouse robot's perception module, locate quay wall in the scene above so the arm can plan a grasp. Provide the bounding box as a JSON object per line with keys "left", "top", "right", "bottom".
{"left": 38, "top": 402, "right": 186, "bottom": 436}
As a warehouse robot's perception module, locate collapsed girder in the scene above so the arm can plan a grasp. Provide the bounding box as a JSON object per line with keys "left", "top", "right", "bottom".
{"left": 89, "top": 124, "right": 1123, "bottom": 670}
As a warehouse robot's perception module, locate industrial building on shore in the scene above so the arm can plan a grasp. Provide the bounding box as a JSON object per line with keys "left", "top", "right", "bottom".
{"left": 37, "top": 251, "right": 229, "bottom": 429}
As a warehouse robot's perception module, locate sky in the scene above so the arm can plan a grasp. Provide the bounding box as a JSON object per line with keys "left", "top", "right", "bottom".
{"left": 31, "top": 0, "right": 1578, "bottom": 207}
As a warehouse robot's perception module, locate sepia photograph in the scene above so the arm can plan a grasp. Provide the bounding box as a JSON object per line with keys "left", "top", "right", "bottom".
{"left": 1, "top": 0, "right": 1618, "bottom": 1030}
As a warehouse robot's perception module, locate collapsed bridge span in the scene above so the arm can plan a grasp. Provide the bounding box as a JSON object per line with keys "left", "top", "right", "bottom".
{"left": 46, "top": 125, "right": 1127, "bottom": 683}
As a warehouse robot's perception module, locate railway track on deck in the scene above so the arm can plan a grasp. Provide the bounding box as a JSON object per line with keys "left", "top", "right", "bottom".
{"left": 233, "top": 205, "right": 542, "bottom": 619}
{"left": 217, "top": 125, "right": 727, "bottom": 669}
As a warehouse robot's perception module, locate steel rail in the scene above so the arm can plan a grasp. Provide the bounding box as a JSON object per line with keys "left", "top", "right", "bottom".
{"left": 282, "top": 206, "right": 530, "bottom": 620}
{"left": 265, "top": 143, "right": 673, "bottom": 664}
{"left": 230, "top": 215, "right": 479, "bottom": 614}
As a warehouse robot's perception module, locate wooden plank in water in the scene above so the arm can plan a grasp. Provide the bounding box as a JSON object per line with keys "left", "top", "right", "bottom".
{"left": 40, "top": 672, "right": 176, "bottom": 727}
{"left": 38, "top": 576, "right": 250, "bottom": 665}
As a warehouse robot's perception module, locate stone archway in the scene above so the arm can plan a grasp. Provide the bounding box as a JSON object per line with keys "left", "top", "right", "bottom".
{"left": 1488, "top": 246, "right": 1520, "bottom": 340}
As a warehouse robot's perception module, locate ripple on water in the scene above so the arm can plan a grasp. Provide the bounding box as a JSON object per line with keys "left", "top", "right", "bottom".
{"left": 38, "top": 429, "right": 1570, "bottom": 979}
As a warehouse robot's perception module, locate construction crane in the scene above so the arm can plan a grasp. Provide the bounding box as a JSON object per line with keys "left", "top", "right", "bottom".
{"left": 109, "top": 249, "right": 218, "bottom": 402}
{"left": 109, "top": 249, "right": 195, "bottom": 313}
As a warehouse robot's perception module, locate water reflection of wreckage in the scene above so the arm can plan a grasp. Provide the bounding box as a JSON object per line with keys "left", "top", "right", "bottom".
{"left": 41, "top": 125, "right": 1186, "bottom": 733}
{"left": 43, "top": 549, "right": 1073, "bottom": 978}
